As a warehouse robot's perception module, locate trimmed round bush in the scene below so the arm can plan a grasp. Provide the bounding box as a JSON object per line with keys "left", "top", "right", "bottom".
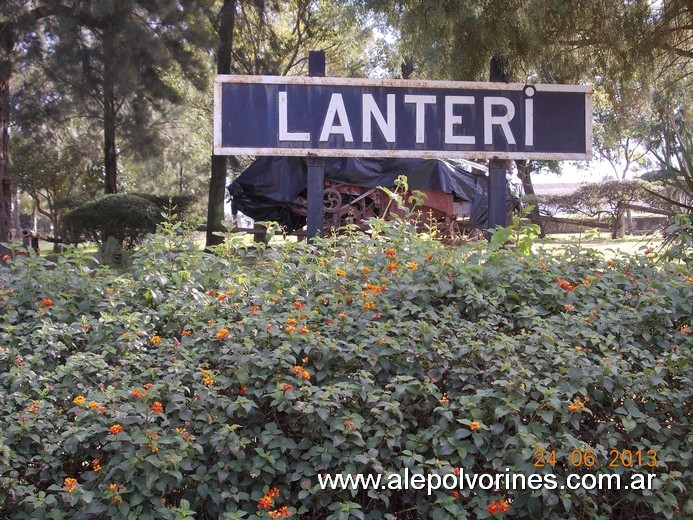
{"left": 0, "top": 219, "right": 690, "bottom": 519}
{"left": 62, "top": 194, "right": 161, "bottom": 249}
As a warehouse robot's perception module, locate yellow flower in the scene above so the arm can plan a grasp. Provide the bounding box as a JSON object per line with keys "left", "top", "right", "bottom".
{"left": 568, "top": 399, "right": 585, "bottom": 413}
{"left": 216, "top": 328, "right": 230, "bottom": 341}
{"left": 150, "top": 336, "right": 162, "bottom": 346}
{"left": 336, "top": 268, "right": 346, "bottom": 277}
{"left": 73, "top": 395, "right": 86, "bottom": 406}
{"left": 88, "top": 401, "right": 99, "bottom": 410}
{"left": 201, "top": 369, "right": 215, "bottom": 386}
{"left": 470, "top": 421, "right": 480, "bottom": 431}
{"left": 63, "top": 477, "right": 78, "bottom": 493}
{"left": 407, "top": 262, "right": 419, "bottom": 270}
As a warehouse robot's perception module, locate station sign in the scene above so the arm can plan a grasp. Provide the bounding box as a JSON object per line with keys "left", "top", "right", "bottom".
{"left": 214, "top": 75, "right": 592, "bottom": 160}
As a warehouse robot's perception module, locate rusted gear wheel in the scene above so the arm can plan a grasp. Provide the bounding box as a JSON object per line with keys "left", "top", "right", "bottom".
{"left": 332, "top": 196, "right": 376, "bottom": 229}
{"left": 323, "top": 188, "right": 343, "bottom": 213}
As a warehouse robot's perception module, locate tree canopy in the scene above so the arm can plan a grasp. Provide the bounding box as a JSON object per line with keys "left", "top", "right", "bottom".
{"left": 1, "top": 0, "right": 692, "bottom": 247}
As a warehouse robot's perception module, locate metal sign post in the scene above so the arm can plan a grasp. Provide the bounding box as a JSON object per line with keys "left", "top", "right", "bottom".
{"left": 306, "top": 51, "right": 325, "bottom": 241}
{"left": 306, "top": 154, "right": 325, "bottom": 240}
{"left": 488, "top": 57, "right": 511, "bottom": 232}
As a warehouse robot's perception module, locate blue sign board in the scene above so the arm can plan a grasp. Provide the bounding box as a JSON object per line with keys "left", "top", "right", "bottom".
{"left": 214, "top": 75, "right": 592, "bottom": 160}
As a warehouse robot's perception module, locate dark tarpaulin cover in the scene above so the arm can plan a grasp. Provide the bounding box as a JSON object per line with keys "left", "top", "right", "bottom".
{"left": 228, "top": 157, "right": 512, "bottom": 231}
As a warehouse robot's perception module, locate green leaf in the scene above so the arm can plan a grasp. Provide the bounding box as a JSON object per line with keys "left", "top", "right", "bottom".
{"left": 622, "top": 417, "right": 637, "bottom": 433}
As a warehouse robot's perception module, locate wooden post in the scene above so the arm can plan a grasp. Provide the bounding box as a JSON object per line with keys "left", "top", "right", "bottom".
{"left": 306, "top": 51, "right": 325, "bottom": 242}
{"left": 487, "top": 57, "right": 511, "bottom": 234}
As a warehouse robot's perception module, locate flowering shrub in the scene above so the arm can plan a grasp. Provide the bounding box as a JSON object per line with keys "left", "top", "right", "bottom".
{"left": 0, "top": 217, "right": 690, "bottom": 519}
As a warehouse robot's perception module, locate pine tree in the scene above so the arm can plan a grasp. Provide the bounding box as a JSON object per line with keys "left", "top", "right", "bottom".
{"left": 39, "top": 1, "right": 209, "bottom": 194}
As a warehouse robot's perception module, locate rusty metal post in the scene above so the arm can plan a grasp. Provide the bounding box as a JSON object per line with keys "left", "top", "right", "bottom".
{"left": 306, "top": 51, "right": 325, "bottom": 242}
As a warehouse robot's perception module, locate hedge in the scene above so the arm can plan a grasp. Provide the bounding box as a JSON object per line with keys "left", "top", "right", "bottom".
{"left": 61, "top": 194, "right": 162, "bottom": 249}
{"left": 0, "top": 217, "right": 690, "bottom": 519}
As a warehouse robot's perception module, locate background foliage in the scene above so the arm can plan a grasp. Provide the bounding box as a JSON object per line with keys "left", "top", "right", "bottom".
{"left": 0, "top": 218, "right": 690, "bottom": 519}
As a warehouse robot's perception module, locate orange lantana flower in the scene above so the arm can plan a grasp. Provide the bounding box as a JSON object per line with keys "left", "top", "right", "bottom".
{"left": 63, "top": 477, "right": 78, "bottom": 493}
{"left": 568, "top": 399, "right": 585, "bottom": 413}
{"left": 268, "top": 506, "right": 292, "bottom": 518}
{"left": 487, "top": 499, "right": 510, "bottom": 514}
{"left": 557, "top": 280, "right": 574, "bottom": 292}
{"left": 291, "top": 365, "right": 310, "bottom": 380}
{"left": 258, "top": 496, "right": 274, "bottom": 509}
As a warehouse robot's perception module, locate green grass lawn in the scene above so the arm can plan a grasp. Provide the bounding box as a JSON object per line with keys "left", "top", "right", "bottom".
{"left": 534, "top": 231, "right": 663, "bottom": 256}
{"left": 30, "top": 229, "right": 664, "bottom": 260}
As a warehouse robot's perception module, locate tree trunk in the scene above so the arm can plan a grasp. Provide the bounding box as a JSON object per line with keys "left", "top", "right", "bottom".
{"left": 516, "top": 159, "right": 545, "bottom": 236}
{"left": 51, "top": 213, "right": 61, "bottom": 253}
{"left": 0, "top": 31, "right": 13, "bottom": 253}
{"left": 205, "top": 0, "right": 237, "bottom": 248}
{"left": 206, "top": 155, "right": 228, "bottom": 247}
{"left": 103, "top": 27, "right": 118, "bottom": 194}
{"left": 613, "top": 203, "right": 626, "bottom": 239}
{"left": 11, "top": 187, "right": 21, "bottom": 237}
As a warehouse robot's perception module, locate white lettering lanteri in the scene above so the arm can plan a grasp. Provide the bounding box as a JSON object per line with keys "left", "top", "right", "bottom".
{"left": 319, "top": 94, "right": 354, "bottom": 142}
{"left": 278, "top": 91, "right": 310, "bottom": 142}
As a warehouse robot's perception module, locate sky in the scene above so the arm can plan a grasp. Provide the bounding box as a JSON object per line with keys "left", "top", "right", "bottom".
{"left": 532, "top": 159, "right": 625, "bottom": 184}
